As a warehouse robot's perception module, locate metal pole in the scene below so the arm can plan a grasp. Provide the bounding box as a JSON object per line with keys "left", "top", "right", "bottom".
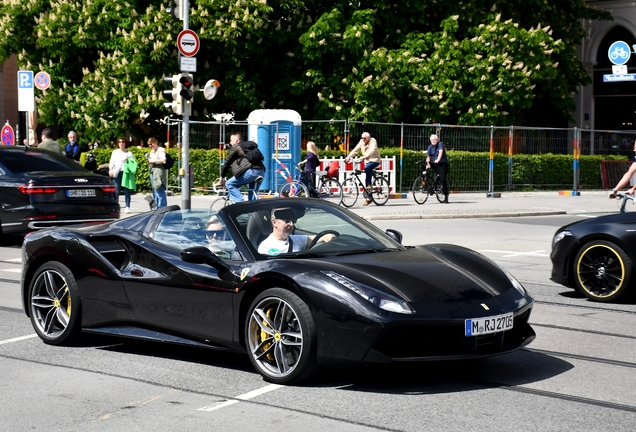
{"left": 399, "top": 122, "right": 404, "bottom": 194}
{"left": 508, "top": 126, "right": 513, "bottom": 190}
{"left": 573, "top": 127, "right": 580, "bottom": 194}
{"left": 181, "top": 0, "right": 191, "bottom": 209}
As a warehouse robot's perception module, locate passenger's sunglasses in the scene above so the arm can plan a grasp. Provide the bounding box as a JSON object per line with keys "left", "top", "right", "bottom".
{"left": 206, "top": 229, "right": 229, "bottom": 240}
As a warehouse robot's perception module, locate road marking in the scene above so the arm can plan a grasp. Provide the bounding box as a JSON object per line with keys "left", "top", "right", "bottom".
{"left": 6, "top": 258, "right": 21, "bottom": 263}
{"left": 479, "top": 249, "right": 549, "bottom": 258}
{"left": 0, "top": 334, "right": 37, "bottom": 346}
{"left": 0, "top": 268, "right": 22, "bottom": 273}
{"left": 197, "top": 383, "right": 283, "bottom": 412}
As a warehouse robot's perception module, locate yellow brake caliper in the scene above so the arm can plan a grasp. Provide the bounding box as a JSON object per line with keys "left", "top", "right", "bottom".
{"left": 261, "top": 308, "right": 275, "bottom": 361}
{"left": 65, "top": 287, "right": 71, "bottom": 316}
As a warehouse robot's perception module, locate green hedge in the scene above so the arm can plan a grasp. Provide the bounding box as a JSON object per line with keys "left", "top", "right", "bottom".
{"left": 90, "top": 147, "right": 628, "bottom": 193}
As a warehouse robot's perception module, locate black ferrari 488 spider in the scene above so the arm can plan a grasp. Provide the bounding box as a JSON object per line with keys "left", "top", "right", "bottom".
{"left": 22, "top": 198, "right": 535, "bottom": 384}
{"left": 551, "top": 196, "right": 636, "bottom": 302}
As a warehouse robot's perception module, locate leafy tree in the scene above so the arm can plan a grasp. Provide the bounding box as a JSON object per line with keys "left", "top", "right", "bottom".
{"left": 0, "top": 0, "right": 610, "bottom": 142}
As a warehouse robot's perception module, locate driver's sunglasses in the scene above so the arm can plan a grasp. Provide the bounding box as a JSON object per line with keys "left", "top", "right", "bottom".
{"left": 278, "top": 218, "right": 297, "bottom": 224}
{"left": 206, "top": 229, "right": 229, "bottom": 240}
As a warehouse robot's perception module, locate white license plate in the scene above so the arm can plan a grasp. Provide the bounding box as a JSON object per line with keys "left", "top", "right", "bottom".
{"left": 465, "top": 313, "right": 513, "bottom": 336}
{"left": 67, "top": 189, "right": 96, "bottom": 198}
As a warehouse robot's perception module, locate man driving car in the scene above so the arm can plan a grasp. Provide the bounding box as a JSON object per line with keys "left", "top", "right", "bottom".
{"left": 258, "top": 207, "right": 335, "bottom": 256}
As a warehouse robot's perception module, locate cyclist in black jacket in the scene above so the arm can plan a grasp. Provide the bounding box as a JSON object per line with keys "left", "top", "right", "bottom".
{"left": 220, "top": 132, "right": 266, "bottom": 202}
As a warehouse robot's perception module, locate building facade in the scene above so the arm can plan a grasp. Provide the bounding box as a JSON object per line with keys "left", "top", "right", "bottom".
{"left": 574, "top": 1, "right": 636, "bottom": 130}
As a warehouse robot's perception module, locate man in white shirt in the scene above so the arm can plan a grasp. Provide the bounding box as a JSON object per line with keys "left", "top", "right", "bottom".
{"left": 258, "top": 207, "right": 335, "bottom": 256}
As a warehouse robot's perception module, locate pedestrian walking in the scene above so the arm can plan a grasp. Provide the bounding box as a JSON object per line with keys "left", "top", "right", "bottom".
{"left": 108, "top": 137, "right": 135, "bottom": 214}
{"left": 147, "top": 137, "right": 168, "bottom": 208}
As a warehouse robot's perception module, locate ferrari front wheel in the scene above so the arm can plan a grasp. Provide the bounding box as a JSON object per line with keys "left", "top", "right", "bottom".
{"left": 29, "top": 261, "right": 82, "bottom": 345}
{"left": 574, "top": 240, "right": 633, "bottom": 302}
{"left": 246, "top": 288, "right": 317, "bottom": 384}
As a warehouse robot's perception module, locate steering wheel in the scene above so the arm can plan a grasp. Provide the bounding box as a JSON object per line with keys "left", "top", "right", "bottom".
{"left": 309, "top": 230, "right": 340, "bottom": 249}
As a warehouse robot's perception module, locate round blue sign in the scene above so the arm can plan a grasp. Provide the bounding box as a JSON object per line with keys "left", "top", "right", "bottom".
{"left": 608, "top": 41, "right": 631, "bottom": 65}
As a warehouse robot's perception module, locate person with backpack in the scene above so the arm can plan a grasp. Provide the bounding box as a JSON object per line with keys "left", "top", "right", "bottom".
{"left": 220, "top": 132, "right": 266, "bottom": 202}
{"left": 65, "top": 131, "right": 81, "bottom": 162}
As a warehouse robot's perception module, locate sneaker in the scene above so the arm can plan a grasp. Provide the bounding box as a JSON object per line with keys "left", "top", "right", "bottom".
{"left": 124, "top": 207, "right": 130, "bottom": 214}
{"left": 362, "top": 199, "right": 372, "bottom": 206}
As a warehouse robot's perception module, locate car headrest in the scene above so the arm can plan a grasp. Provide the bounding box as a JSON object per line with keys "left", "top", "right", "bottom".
{"left": 246, "top": 210, "right": 272, "bottom": 249}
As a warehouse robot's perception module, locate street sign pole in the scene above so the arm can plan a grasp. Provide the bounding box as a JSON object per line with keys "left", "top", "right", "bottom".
{"left": 181, "top": 0, "right": 191, "bottom": 210}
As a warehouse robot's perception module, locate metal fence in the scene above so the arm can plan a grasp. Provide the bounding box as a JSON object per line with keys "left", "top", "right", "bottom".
{"left": 165, "top": 119, "right": 636, "bottom": 193}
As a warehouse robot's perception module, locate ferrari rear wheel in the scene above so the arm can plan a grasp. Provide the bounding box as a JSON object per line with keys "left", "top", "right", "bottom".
{"left": 246, "top": 288, "right": 317, "bottom": 384}
{"left": 29, "top": 261, "right": 82, "bottom": 345}
{"left": 574, "top": 240, "right": 633, "bottom": 302}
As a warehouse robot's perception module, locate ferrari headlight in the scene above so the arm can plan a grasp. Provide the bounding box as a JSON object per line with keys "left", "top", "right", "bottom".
{"left": 321, "top": 271, "right": 415, "bottom": 314}
{"left": 501, "top": 268, "right": 527, "bottom": 296}
{"left": 552, "top": 230, "right": 572, "bottom": 248}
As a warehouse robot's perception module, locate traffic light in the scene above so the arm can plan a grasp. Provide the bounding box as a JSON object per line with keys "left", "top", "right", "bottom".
{"left": 163, "top": 74, "right": 183, "bottom": 115}
{"left": 179, "top": 74, "right": 194, "bottom": 101}
{"left": 168, "top": 0, "right": 182, "bottom": 20}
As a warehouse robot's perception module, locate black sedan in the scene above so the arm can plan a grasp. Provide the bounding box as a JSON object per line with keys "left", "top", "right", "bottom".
{"left": 551, "top": 206, "right": 636, "bottom": 302}
{"left": 21, "top": 198, "right": 535, "bottom": 384}
{"left": 0, "top": 145, "right": 119, "bottom": 236}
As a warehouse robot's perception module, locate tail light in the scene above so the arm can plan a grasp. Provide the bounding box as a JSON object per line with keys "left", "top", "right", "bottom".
{"left": 19, "top": 184, "right": 57, "bottom": 194}
{"left": 101, "top": 186, "right": 117, "bottom": 193}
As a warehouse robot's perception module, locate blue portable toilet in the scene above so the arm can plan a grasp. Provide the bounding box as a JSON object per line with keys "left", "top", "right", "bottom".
{"left": 247, "top": 109, "right": 302, "bottom": 192}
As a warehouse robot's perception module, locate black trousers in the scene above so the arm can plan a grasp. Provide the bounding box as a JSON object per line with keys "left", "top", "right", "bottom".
{"left": 433, "top": 163, "right": 449, "bottom": 196}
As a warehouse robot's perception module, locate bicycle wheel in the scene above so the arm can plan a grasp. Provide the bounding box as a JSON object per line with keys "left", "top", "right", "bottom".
{"left": 412, "top": 176, "right": 428, "bottom": 204}
{"left": 341, "top": 177, "right": 359, "bottom": 207}
{"left": 370, "top": 176, "right": 390, "bottom": 206}
{"left": 280, "top": 181, "right": 309, "bottom": 198}
{"left": 434, "top": 176, "right": 451, "bottom": 203}
{"left": 210, "top": 196, "right": 230, "bottom": 212}
{"left": 318, "top": 178, "right": 343, "bottom": 206}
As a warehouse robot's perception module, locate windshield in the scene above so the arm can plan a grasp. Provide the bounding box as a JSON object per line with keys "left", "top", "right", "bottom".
{"left": 230, "top": 201, "right": 404, "bottom": 259}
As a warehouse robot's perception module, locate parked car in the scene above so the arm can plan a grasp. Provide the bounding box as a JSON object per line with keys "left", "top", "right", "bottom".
{"left": 551, "top": 205, "right": 636, "bottom": 302}
{"left": 0, "top": 145, "right": 120, "bottom": 235}
{"left": 22, "top": 198, "right": 535, "bottom": 384}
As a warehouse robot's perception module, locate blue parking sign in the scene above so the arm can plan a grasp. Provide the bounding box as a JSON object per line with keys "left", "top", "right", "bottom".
{"left": 18, "top": 71, "right": 33, "bottom": 88}
{"left": 17, "top": 71, "right": 35, "bottom": 111}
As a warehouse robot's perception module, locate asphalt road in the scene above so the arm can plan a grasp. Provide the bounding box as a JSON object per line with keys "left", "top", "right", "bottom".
{"left": 1, "top": 204, "right": 635, "bottom": 431}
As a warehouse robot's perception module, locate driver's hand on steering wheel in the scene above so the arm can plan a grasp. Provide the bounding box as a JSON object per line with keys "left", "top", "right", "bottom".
{"left": 321, "top": 234, "right": 336, "bottom": 243}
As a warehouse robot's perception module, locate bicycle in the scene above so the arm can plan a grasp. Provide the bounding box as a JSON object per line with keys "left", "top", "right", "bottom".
{"left": 210, "top": 175, "right": 264, "bottom": 211}
{"left": 341, "top": 159, "right": 390, "bottom": 207}
{"left": 279, "top": 167, "right": 344, "bottom": 206}
{"left": 616, "top": 193, "right": 636, "bottom": 212}
{"left": 412, "top": 160, "right": 451, "bottom": 204}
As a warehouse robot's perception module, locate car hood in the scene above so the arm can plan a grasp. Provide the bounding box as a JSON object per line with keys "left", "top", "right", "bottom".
{"left": 316, "top": 244, "right": 518, "bottom": 303}
{"left": 557, "top": 211, "right": 636, "bottom": 234}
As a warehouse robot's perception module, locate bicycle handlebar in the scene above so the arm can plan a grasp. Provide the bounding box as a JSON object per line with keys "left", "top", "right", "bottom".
{"left": 616, "top": 193, "right": 635, "bottom": 213}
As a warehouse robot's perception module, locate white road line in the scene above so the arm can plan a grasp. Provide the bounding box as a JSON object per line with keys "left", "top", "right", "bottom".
{"left": 0, "top": 334, "right": 37, "bottom": 346}
{"left": 0, "top": 268, "right": 22, "bottom": 273}
{"left": 197, "top": 383, "right": 283, "bottom": 412}
{"left": 6, "top": 258, "right": 22, "bottom": 263}
{"left": 479, "top": 249, "right": 549, "bottom": 258}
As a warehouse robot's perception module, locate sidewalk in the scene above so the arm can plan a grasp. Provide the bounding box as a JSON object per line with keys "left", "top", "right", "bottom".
{"left": 122, "top": 190, "right": 621, "bottom": 221}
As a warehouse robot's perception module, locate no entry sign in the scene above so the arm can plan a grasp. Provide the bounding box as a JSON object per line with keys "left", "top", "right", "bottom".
{"left": 177, "top": 29, "right": 200, "bottom": 57}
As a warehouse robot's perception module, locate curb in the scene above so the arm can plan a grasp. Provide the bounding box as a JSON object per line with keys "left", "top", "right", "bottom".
{"left": 363, "top": 210, "right": 567, "bottom": 221}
